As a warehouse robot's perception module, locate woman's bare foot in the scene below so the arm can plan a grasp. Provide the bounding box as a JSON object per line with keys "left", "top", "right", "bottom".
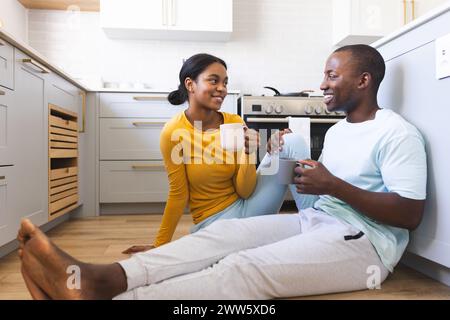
{"left": 19, "top": 219, "right": 128, "bottom": 300}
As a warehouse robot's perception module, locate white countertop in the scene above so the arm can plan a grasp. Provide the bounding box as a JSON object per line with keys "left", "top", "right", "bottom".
{"left": 372, "top": 0, "right": 450, "bottom": 48}
{"left": 0, "top": 27, "right": 241, "bottom": 95}
{"left": 95, "top": 88, "right": 241, "bottom": 94}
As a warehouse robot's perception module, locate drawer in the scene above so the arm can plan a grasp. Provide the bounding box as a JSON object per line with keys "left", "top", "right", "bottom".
{"left": 100, "top": 118, "right": 165, "bottom": 160}
{"left": 48, "top": 74, "right": 79, "bottom": 114}
{"left": 100, "top": 161, "right": 169, "bottom": 203}
{"left": 0, "top": 166, "right": 17, "bottom": 246}
{"left": 49, "top": 193, "right": 78, "bottom": 214}
{"left": 0, "top": 39, "right": 14, "bottom": 90}
{"left": 0, "top": 88, "right": 13, "bottom": 165}
{"left": 50, "top": 166, "right": 78, "bottom": 180}
{"left": 99, "top": 93, "right": 186, "bottom": 118}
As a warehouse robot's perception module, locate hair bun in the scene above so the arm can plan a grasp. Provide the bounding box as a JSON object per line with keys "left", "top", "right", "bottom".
{"left": 168, "top": 89, "right": 186, "bottom": 105}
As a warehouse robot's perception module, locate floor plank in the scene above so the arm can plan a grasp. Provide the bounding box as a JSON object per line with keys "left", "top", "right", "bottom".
{"left": 0, "top": 214, "right": 449, "bottom": 300}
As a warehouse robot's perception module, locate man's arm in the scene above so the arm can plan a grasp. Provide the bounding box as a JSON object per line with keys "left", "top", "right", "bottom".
{"left": 294, "top": 160, "right": 425, "bottom": 231}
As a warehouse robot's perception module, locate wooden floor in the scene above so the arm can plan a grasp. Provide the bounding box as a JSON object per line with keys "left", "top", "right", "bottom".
{"left": 0, "top": 214, "right": 449, "bottom": 300}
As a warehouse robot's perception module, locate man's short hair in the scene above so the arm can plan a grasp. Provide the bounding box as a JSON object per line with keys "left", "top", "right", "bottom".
{"left": 334, "top": 44, "right": 386, "bottom": 93}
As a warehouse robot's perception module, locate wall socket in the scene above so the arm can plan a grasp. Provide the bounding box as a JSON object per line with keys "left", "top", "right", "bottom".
{"left": 436, "top": 33, "right": 450, "bottom": 80}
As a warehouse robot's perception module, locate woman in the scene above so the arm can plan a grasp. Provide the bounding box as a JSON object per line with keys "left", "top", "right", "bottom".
{"left": 123, "top": 53, "right": 310, "bottom": 253}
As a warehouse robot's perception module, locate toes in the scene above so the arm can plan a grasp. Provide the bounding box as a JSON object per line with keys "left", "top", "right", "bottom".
{"left": 20, "top": 219, "right": 36, "bottom": 238}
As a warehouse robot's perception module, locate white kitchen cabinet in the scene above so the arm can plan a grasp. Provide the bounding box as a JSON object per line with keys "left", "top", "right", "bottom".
{"left": 100, "top": 161, "right": 169, "bottom": 203}
{"left": 375, "top": 5, "right": 450, "bottom": 283}
{"left": 0, "top": 88, "right": 13, "bottom": 165}
{"left": 48, "top": 73, "right": 79, "bottom": 114}
{"left": 0, "top": 39, "right": 14, "bottom": 90}
{"left": 333, "top": 0, "right": 450, "bottom": 46}
{"left": 13, "top": 49, "right": 48, "bottom": 227}
{"left": 0, "top": 166, "right": 18, "bottom": 247}
{"left": 332, "top": 0, "right": 404, "bottom": 46}
{"left": 99, "top": 93, "right": 184, "bottom": 118}
{"left": 100, "top": 0, "right": 232, "bottom": 41}
{"left": 100, "top": 118, "right": 166, "bottom": 160}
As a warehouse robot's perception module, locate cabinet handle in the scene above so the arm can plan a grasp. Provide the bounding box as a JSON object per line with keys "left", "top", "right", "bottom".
{"left": 22, "top": 58, "right": 51, "bottom": 74}
{"left": 171, "top": 0, "right": 177, "bottom": 26}
{"left": 162, "top": 0, "right": 167, "bottom": 26}
{"left": 0, "top": 90, "right": 5, "bottom": 96}
{"left": 79, "top": 91, "right": 86, "bottom": 133}
{"left": 133, "top": 95, "right": 168, "bottom": 101}
{"left": 132, "top": 164, "right": 165, "bottom": 170}
{"left": 0, "top": 176, "right": 5, "bottom": 180}
{"left": 132, "top": 121, "right": 166, "bottom": 126}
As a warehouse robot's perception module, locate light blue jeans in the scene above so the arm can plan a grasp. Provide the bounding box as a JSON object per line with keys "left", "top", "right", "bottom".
{"left": 191, "top": 133, "right": 319, "bottom": 233}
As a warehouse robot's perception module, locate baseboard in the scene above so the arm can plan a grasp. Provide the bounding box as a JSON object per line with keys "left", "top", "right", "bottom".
{"left": 401, "top": 251, "right": 450, "bottom": 287}
{"left": 100, "top": 202, "right": 171, "bottom": 215}
{"left": 0, "top": 213, "right": 71, "bottom": 259}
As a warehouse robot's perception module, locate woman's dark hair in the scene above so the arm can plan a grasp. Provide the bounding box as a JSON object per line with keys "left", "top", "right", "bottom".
{"left": 168, "top": 53, "right": 227, "bottom": 105}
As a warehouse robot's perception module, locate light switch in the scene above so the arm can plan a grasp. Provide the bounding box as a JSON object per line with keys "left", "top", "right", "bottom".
{"left": 436, "top": 33, "right": 450, "bottom": 80}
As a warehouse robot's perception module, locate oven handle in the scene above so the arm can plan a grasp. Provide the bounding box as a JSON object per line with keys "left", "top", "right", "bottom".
{"left": 245, "top": 117, "right": 343, "bottom": 124}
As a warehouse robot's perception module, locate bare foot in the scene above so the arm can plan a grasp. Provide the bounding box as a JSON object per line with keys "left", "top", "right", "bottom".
{"left": 21, "top": 266, "right": 50, "bottom": 300}
{"left": 20, "top": 219, "right": 128, "bottom": 300}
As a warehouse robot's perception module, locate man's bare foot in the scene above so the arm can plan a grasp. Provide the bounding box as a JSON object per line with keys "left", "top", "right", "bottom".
{"left": 19, "top": 219, "right": 128, "bottom": 300}
{"left": 21, "top": 266, "right": 50, "bottom": 300}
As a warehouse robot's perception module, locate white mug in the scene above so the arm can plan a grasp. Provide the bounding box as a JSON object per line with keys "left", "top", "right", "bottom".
{"left": 277, "top": 158, "right": 299, "bottom": 184}
{"left": 220, "top": 123, "right": 245, "bottom": 151}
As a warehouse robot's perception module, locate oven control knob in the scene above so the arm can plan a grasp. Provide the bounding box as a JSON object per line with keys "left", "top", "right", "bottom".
{"left": 265, "top": 105, "right": 274, "bottom": 114}
{"left": 324, "top": 108, "right": 331, "bottom": 114}
{"left": 305, "top": 105, "right": 313, "bottom": 114}
{"left": 275, "top": 105, "right": 283, "bottom": 114}
{"left": 315, "top": 106, "right": 323, "bottom": 114}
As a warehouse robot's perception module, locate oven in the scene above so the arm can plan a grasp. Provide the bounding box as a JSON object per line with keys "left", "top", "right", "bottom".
{"left": 238, "top": 96, "right": 345, "bottom": 164}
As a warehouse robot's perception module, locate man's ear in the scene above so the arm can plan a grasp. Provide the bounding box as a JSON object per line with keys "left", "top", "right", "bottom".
{"left": 358, "top": 72, "right": 371, "bottom": 90}
{"left": 185, "top": 77, "right": 194, "bottom": 93}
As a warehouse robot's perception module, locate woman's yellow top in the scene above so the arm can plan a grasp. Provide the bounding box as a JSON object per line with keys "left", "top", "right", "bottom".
{"left": 154, "top": 111, "right": 257, "bottom": 246}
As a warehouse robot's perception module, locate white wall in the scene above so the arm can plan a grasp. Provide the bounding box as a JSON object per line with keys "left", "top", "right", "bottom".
{"left": 27, "top": 0, "right": 334, "bottom": 94}
{"left": 0, "top": 0, "right": 28, "bottom": 43}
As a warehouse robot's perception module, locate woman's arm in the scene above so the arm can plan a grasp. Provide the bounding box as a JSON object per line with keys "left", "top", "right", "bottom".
{"left": 154, "top": 128, "right": 190, "bottom": 247}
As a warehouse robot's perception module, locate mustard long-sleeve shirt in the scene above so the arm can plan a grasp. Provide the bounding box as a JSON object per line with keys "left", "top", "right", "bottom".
{"left": 154, "top": 111, "right": 257, "bottom": 247}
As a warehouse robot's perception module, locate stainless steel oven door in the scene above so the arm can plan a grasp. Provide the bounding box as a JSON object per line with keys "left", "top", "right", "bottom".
{"left": 244, "top": 116, "right": 343, "bottom": 163}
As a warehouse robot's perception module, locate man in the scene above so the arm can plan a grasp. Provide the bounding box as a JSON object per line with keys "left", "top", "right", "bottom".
{"left": 18, "top": 44, "right": 427, "bottom": 299}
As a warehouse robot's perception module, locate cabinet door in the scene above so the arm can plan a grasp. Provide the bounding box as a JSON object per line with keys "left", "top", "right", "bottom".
{"left": 101, "top": 0, "right": 165, "bottom": 30}
{"left": 13, "top": 50, "right": 48, "bottom": 227}
{"left": 48, "top": 74, "right": 78, "bottom": 113}
{"left": 354, "top": 0, "right": 403, "bottom": 37}
{"left": 0, "top": 39, "right": 14, "bottom": 90}
{"left": 0, "top": 166, "right": 17, "bottom": 246}
{"left": 0, "top": 88, "right": 13, "bottom": 165}
{"left": 171, "top": 0, "right": 232, "bottom": 32}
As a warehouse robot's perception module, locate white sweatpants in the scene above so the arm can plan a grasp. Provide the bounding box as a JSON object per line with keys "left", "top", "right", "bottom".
{"left": 115, "top": 209, "right": 389, "bottom": 300}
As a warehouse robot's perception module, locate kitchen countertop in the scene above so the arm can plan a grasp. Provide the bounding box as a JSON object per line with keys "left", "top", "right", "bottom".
{"left": 0, "top": 27, "right": 90, "bottom": 91}
{"left": 0, "top": 27, "right": 241, "bottom": 95}
{"left": 372, "top": 0, "right": 450, "bottom": 48}
{"left": 95, "top": 88, "right": 241, "bottom": 94}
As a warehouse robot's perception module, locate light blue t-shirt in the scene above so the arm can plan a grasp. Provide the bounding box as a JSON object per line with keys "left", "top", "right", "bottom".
{"left": 314, "top": 108, "right": 427, "bottom": 272}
